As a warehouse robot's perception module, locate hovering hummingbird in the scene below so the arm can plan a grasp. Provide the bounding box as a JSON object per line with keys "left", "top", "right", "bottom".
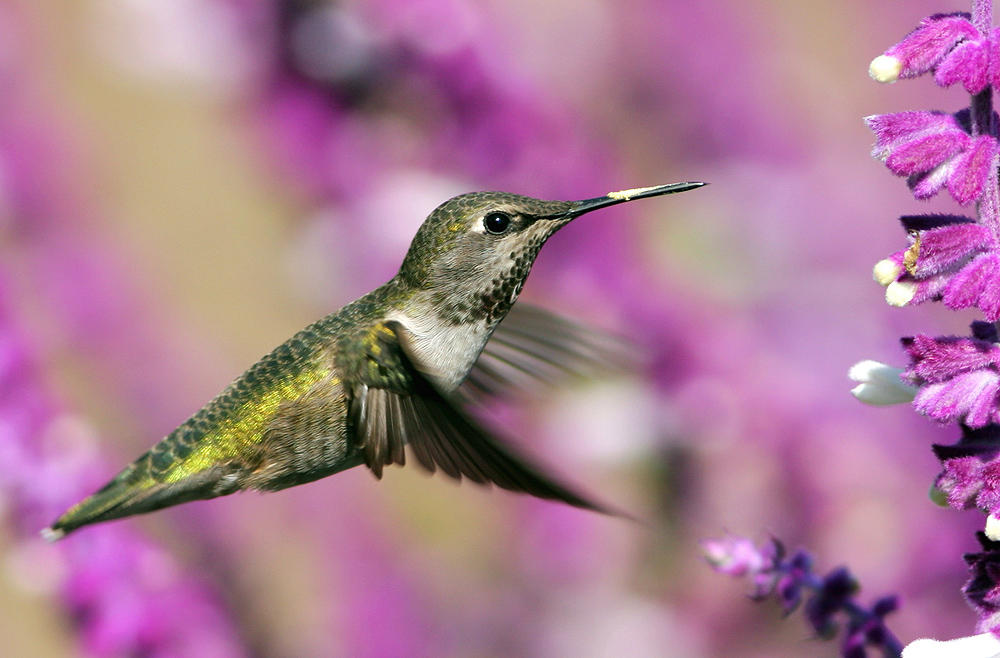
{"left": 44, "top": 181, "right": 705, "bottom": 539}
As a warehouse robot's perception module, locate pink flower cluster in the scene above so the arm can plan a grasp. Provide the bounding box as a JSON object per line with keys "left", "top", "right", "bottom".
{"left": 863, "top": 0, "right": 1000, "bottom": 643}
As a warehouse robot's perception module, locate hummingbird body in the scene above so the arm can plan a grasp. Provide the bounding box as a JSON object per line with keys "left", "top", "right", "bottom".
{"left": 45, "top": 182, "right": 704, "bottom": 539}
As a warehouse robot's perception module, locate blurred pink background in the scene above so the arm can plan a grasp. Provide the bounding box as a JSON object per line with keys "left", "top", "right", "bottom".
{"left": 0, "top": 1, "right": 987, "bottom": 656}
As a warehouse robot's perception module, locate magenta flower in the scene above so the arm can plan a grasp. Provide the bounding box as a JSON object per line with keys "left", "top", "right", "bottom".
{"left": 870, "top": 12, "right": 988, "bottom": 91}
{"left": 854, "top": 0, "right": 1000, "bottom": 646}
{"left": 902, "top": 329, "right": 1000, "bottom": 427}
{"left": 867, "top": 110, "right": 997, "bottom": 205}
{"left": 930, "top": 424, "right": 1000, "bottom": 517}
{"left": 875, "top": 212, "right": 1000, "bottom": 319}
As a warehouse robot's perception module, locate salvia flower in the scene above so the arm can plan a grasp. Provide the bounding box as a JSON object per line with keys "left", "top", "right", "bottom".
{"left": 901, "top": 327, "right": 1000, "bottom": 427}
{"left": 704, "top": 537, "right": 903, "bottom": 658}
{"left": 874, "top": 215, "right": 1000, "bottom": 319}
{"left": 930, "top": 424, "right": 1000, "bottom": 514}
{"left": 867, "top": 110, "right": 997, "bottom": 205}
{"left": 869, "top": 13, "right": 986, "bottom": 89}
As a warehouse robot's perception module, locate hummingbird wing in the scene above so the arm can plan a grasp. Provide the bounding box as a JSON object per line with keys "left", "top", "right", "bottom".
{"left": 463, "top": 304, "right": 632, "bottom": 401}
{"left": 350, "top": 321, "right": 615, "bottom": 515}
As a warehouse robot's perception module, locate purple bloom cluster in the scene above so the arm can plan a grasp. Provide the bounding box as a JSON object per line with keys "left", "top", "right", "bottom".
{"left": 902, "top": 324, "right": 1000, "bottom": 427}
{"left": 873, "top": 13, "right": 991, "bottom": 91}
{"left": 862, "top": 0, "right": 1000, "bottom": 643}
{"left": 868, "top": 110, "right": 995, "bottom": 205}
{"left": 704, "top": 537, "right": 902, "bottom": 658}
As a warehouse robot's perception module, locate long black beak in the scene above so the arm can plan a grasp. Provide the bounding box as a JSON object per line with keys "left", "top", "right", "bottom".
{"left": 566, "top": 181, "right": 707, "bottom": 218}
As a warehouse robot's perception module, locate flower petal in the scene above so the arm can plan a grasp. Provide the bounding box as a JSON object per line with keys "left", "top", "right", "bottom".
{"left": 909, "top": 161, "right": 952, "bottom": 199}
{"left": 887, "top": 130, "right": 969, "bottom": 175}
{"left": 866, "top": 111, "right": 956, "bottom": 149}
{"left": 914, "top": 370, "right": 1000, "bottom": 426}
{"left": 943, "top": 253, "right": 1000, "bottom": 319}
{"left": 947, "top": 136, "right": 999, "bottom": 205}
{"left": 937, "top": 456, "right": 986, "bottom": 509}
{"left": 907, "top": 223, "right": 994, "bottom": 277}
{"left": 903, "top": 272, "right": 950, "bottom": 305}
{"left": 903, "top": 334, "right": 1000, "bottom": 383}
{"left": 885, "top": 13, "right": 979, "bottom": 78}
{"left": 935, "top": 38, "right": 992, "bottom": 92}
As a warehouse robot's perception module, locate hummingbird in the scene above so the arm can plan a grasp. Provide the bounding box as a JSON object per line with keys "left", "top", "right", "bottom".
{"left": 43, "top": 181, "right": 705, "bottom": 539}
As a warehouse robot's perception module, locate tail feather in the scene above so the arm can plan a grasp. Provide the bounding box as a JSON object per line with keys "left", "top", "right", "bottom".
{"left": 43, "top": 463, "right": 234, "bottom": 540}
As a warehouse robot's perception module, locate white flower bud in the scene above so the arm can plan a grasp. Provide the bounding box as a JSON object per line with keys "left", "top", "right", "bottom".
{"left": 886, "top": 280, "right": 916, "bottom": 307}
{"left": 869, "top": 55, "right": 902, "bottom": 83}
{"left": 848, "top": 360, "right": 916, "bottom": 405}
{"left": 986, "top": 513, "right": 1000, "bottom": 542}
{"left": 873, "top": 259, "right": 902, "bottom": 286}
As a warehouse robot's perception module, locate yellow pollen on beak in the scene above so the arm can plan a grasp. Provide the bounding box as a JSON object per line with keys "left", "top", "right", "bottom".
{"left": 606, "top": 186, "right": 662, "bottom": 201}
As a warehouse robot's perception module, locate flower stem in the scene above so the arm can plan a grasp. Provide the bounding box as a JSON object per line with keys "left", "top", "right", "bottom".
{"left": 972, "top": 0, "right": 1000, "bottom": 236}
{"left": 973, "top": 0, "right": 993, "bottom": 35}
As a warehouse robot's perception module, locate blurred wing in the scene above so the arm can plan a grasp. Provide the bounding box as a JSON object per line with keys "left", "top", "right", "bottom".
{"left": 462, "top": 304, "right": 633, "bottom": 402}
{"left": 350, "top": 321, "right": 614, "bottom": 514}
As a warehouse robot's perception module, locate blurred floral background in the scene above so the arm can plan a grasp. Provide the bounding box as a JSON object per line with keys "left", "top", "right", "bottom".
{"left": 0, "top": 1, "right": 987, "bottom": 656}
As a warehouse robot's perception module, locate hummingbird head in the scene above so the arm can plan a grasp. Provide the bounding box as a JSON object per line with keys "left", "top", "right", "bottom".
{"left": 396, "top": 182, "right": 705, "bottom": 326}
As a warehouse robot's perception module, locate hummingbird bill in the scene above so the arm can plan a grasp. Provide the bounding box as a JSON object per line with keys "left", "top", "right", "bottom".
{"left": 44, "top": 181, "right": 705, "bottom": 539}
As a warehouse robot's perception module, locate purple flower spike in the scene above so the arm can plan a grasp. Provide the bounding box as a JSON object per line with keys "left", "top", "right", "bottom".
{"left": 874, "top": 13, "right": 978, "bottom": 83}
{"left": 856, "top": 0, "right": 1000, "bottom": 650}
{"left": 705, "top": 537, "right": 903, "bottom": 657}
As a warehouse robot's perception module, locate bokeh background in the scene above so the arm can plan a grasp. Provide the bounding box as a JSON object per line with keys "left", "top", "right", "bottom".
{"left": 0, "top": 1, "right": 990, "bottom": 656}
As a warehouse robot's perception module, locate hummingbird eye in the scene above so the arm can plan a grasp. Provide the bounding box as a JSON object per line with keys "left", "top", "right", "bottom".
{"left": 483, "top": 211, "right": 512, "bottom": 235}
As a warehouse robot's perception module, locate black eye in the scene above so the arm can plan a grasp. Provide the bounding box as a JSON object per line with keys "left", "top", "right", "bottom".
{"left": 483, "top": 211, "right": 512, "bottom": 234}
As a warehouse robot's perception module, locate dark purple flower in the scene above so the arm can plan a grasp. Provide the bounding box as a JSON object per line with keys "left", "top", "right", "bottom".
{"left": 964, "top": 533, "right": 1000, "bottom": 635}
{"left": 704, "top": 537, "right": 903, "bottom": 657}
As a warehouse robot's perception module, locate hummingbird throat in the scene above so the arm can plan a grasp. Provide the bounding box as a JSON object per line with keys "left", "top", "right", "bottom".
{"left": 390, "top": 244, "right": 541, "bottom": 392}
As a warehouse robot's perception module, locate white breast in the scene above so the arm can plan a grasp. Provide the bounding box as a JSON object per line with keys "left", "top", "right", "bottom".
{"left": 385, "top": 309, "right": 492, "bottom": 392}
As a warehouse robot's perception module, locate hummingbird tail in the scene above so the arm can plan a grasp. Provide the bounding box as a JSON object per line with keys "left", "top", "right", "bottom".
{"left": 42, "top": 461, "right": 235, "bottom": 540}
